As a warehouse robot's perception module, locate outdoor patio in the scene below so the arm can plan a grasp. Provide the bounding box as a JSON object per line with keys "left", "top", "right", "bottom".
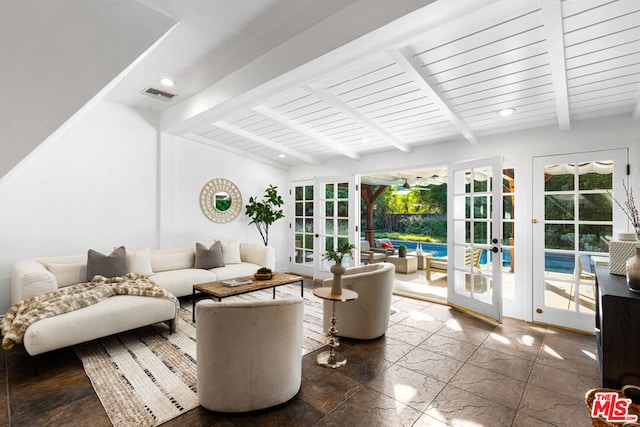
{"left": 392, "top": 267, "right": 595, "bottom": 317}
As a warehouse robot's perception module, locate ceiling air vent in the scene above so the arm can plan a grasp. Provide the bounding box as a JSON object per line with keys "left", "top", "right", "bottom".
{"left": 141, "top": 87, "right": 176, "bottom": 101}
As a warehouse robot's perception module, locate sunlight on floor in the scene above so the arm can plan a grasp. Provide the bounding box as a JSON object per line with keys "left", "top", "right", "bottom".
{"left": 489, "top": 333, "right": 511, "bottom": 345}
{"left": 518, "top": 335, "right": 536, "bottom": 346}
{"left": 393, "top": 383, "right": 417, "bottom": 407}
{"left": 391, "top": 266, "right": 593, "bottom": 322}
{"left": 392, "top": 270, "right": 447, "bottom": 302}
{"left": 542, "top": 344, "right": 563, "bottom": 360}
{"left": 445, "top": 319, "right": 463, "bottom": 331}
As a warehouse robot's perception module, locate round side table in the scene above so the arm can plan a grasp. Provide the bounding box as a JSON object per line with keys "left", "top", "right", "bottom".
{"left": 312, "top": 287, "right": 358, "bottom": 368}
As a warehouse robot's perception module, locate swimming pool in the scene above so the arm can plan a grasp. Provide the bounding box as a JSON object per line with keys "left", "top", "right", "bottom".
{"left": 389, "top": 240, "right": 447, "bottom": 257}
{"left": 388, "top": 240, "right": 586, "bottom": 273}
{"left": 390, "top": 240, "right": 496, "bottom": 264}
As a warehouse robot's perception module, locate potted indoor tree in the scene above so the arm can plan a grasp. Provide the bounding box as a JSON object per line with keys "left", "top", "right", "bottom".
{"left": 322, "top": 241, "right": 356, "bottom": 295}
{"left": 245, "top": 185, "right": 284, "bottom": 246}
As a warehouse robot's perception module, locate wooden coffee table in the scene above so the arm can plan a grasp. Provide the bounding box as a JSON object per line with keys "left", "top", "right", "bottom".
{"left": 192, "top": 272, "right": 304, "bottom": 322}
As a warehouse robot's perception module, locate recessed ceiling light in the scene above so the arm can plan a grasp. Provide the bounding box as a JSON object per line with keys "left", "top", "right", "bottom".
{"left": 497, "top": 108, "right": 516, "bottom": 117}
{"left": 278, "top": 154, "right": 286, "bottom": 158}
{"left": 360, "top": 137, "right": 370, "bottom": 143}
{"left": 160, "top": 78, "right": 175, "bottom": 87}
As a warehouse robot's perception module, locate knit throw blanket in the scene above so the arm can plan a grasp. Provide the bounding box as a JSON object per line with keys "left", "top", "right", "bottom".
{"left": 1, "top": 273, "right": 178, "bottom": 350}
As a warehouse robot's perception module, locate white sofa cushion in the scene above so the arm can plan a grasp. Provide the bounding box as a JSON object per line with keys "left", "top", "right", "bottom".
{"left": 150, "top": 268, "right": 217, "bottom": 297}
{"left": 429, "top": 260, "right": 447, "bottom": 270}
{"left": 127, "top": 248, "right": 153, "bottom": 276}
{"left": 240, "top": 243, "right": 275, "bottom": 270}
{"left": 150, "top": 248, "right": 195, "bottom": 272}
{"left": 210, "top": 262, "right": 260, "bottom": 280}
{"left": 23, "top": 295, "right": 177, "bottom": 356}
{"left": 220, "top": 240, "right": 242, "bottom": 264}
{"left": 21, "top": 269, "right": 58, "bottom": 299}
{"left": 43, "top": 262, "right": 87, "bottom": 288}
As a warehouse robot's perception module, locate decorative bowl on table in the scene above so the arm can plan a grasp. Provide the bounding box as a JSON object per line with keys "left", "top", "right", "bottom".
{"left": 254, "top": 268, "right": 272, "bottom": 280}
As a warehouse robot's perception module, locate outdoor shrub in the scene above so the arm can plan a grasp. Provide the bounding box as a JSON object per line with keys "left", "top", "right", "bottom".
{"left": 385, "top": 215, "right": 446, "bottom": 240}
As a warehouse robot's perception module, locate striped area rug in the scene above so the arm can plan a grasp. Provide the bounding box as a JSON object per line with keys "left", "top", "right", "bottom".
{"left": 75, "top": 284, "right": 325, "bottom": 427}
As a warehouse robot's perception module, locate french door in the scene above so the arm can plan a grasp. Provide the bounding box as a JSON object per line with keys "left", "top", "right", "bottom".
{"left": 291, "top": 180, "right": 315, "bottom": 277}
{"left": 532, "top": 149, "right": 627, "bottom": 332}
{"left": 447, "top": 157, "right": 503, "bottom": 323}
{"left": 313, "top": 176, "right": 360, "bottom": 281}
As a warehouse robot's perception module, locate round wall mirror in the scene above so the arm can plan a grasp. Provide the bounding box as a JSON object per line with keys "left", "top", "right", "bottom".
{"left": 200, "top": 178, "right": 242, "bottom": 223}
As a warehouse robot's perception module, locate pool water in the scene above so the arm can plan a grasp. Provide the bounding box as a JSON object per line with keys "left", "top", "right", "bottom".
{"left": 390, "top": 240, "right": 447, "bottom": 257}
{"left": 391, "top": 240, "right": 494, "bottom": 265}
{"left": 388, "top": 240, "right": 587, "bottom": 273}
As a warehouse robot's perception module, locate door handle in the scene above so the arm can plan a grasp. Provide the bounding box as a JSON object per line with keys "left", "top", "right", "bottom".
{"left": 492, "top": 247, "right": 499, "bottom": 253}
{"left": 532, "top": 218, "right": 539, "bottom": 224}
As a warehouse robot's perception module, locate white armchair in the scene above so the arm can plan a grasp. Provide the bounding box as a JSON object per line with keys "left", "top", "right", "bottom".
{"left": 196, "top": 297, "right": 304, "bottom": 412}
{"left": 322, "top": 262, "right": 395, "bottom": 340}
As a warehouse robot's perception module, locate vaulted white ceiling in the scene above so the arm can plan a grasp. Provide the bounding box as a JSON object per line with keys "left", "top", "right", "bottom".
{"left": 111, "top": 0, "right": 640, "bottom": 168}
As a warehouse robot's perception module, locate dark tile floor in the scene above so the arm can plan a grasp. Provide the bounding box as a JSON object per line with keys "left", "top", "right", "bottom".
{"left": 1, "top": 292, "right": 599, "bottom": 426}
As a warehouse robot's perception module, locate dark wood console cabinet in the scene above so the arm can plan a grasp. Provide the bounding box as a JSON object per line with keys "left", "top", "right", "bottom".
{"left": 595, "top": 266, "right": 640, "bottom": 389}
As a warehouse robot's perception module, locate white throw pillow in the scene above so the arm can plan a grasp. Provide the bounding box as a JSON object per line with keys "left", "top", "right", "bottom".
{"left": 220, "top": 240, "right": 242, "bottom": 264}
{"left": 127, "top": 248, "right": 154, "bottom": 276}
{"left": 22, "top": 270, "right": 58, "bottom": 297}
{"left": 43, "top": 263, "right": 87, "bottom": 287}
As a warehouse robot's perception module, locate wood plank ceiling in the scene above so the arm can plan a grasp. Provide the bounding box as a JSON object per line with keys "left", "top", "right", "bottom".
{"left": 186, "top": 0, "right": 640, "bottom": 167}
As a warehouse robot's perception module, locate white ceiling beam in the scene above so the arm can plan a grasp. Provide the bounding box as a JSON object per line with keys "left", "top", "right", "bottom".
{"left": 304, "top": 84, "right": 410, "bottom": 153}
{"left": 541, "top": 0, "right": 571, "bottom": 131}
{"left": 252, "top": 105, "right": 360, "bottom": 160}
{"left": 212, "top": 121, "right": 316, "bottom": 164}
{"left": 161, "top": 0, "right": 456, "bottom": 134}
{"left": 183, "top": 133, "right": 289, "bottom": 170}
{"left": 387, "top": 49, "right": 479, "bottom": 144}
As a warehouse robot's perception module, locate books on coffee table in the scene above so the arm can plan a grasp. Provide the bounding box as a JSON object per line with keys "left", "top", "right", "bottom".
{"left": 221, "top": 278, "right": 252, "bottom": 287}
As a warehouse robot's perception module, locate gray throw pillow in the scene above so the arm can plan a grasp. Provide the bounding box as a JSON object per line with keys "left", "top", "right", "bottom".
{"left": 195, "top": 242, "right": 225, "bottom": 269}
{"left": 86, "top": 246, "right": 128, "bottom": 281}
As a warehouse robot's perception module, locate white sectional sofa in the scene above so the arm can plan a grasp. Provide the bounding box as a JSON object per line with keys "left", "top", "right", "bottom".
{"left": 10, "top": 242, "right": 275, "bottom": 356}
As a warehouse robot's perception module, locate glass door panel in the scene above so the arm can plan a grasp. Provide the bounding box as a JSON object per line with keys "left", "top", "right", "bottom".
{"left": 314, "top": 176, "right": 359, "bottom": 280}
{"left": 532, "top": 150, "right": 627, "bottom": 332}
{"left": 447, "top": 157, "right": 502, "bottom": 323}
{"left": 290, "top": 181, "right": 315, "bottom": 276}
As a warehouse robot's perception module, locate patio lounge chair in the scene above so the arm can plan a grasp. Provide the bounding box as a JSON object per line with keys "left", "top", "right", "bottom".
{"left": 373, "top": 238, "right": 397, "bottom": 255}
{"left": 425, "top": 248, "right": 482, "bottom": 280}
{"left": 360, "top": 240, "right": 387, "bottom": 264}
